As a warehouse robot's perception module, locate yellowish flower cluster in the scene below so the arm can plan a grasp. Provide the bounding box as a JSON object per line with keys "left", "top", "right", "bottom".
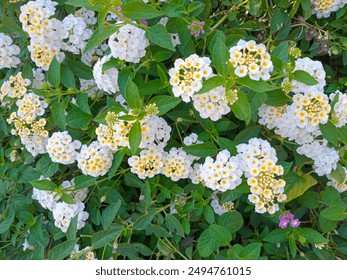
{"left": 7, "top": 113, "right": 48, "bottom": 156}
{"left": 247, "top": 159, "right": 286, "bottom": 214}
{"left": 16, "top": 92, "right": 48, "bottom": 123}
{"left": 128, "top": 145, "right": 164, "bottom": 179}
{"left": 0, "top": 72, "right": 31, "bottom": 104}
{"left": 77, "top": 141, "right": 113, "bottom": 177}
{"left": 169, "top": 54, "right": 213, "bottom": 102}
{"left": 292, "top": 91, "right": 330, "bottom": 130}
{"left": 19, "top": 0, "right": 65, "bottom": 70}
{"left": 229, "top": 39, "right": 273, "bottom": 81}
{"left": 96, "top": 111, "right": 131, "bottom": 152}
{"left": 162, "top": 147, "right": 196, "bottom": 181}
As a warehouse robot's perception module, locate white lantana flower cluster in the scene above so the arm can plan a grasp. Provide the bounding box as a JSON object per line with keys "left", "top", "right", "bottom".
{"left": 108, "top": 23, "right": 149, "bottom": 63}
{"left": 259, "top": 90, "right": 331, "bottom": 145}
{"left": 0, "top": 33, "right": 21, "bottom": 69}
{"left": 210, "top": 192, "right": 234, "bottom": 215}
{"left": 53, "top": 202, "right": 89, "bottom": 233}
{"left": 162, "top": 147, "right": 196, "bottom": 181}
{"left": 291, "top": 91, "right": 330, "bottom": 131}
{"left": 311, "top": 0, "right": 347, "bottom": 18}
{"left": 169, "top": 54, "right": 213, "bottom": 102}
{"left": 47, "top": 131, "right": 81, "bottom": 164}
{"left": 128, "top": 145, "right": 164, "bottom": 179}
{"left": 284, "top": 57, "right": 326, "bottom": 94}
{"left": 200, "top": 150, "right": 243, "bottom": 192}
{"left": 96, "top": 111, "right": 131, "bottom": 152}
{"left": 192, "top": 86, "right": 231, "bottom": 121}
{"left": 7, "top": 92, "right": 49, "bottom": 156}
{"left": 77, "top": 141, "right": 113, "bottom": 177}
{"left": 327, "top": 167, "right": 347, "bottom": 193}
{"left": 0, "top": 72, "right": 31, "bottom": 104}
{"left": 229, "top": 39, "right": 273, "bottom": 81}
{"left": 32, "top": 178, "right": 89, "bottom": 233}
{"left": 296, "top": 139, "right": 339, "bottom": 176}
{"left": 19, "top": 0, "right": 65, "bottom": 70}
{"left": 97, "top": 112, "right": 171, "bottom": 152}
{"left": 236, "top": 138, "right": 286, "bottom": 214}
{"left": 60, "top": 14, "right": 93, "bottom": 54}
{"left": 16, "top": 92, "right": 48, "bottom": 123}
{"left": 330, "top": 90, "right": 347, "bottom": 127}
{"left": 93, "top": 54, "right": 120, "bottom": 94}
{"left": 140, "top": 115, "right": 171, "bottom": 149}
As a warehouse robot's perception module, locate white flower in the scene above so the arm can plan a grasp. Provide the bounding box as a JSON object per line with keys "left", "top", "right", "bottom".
{"left": 77, "top": 141, "right": 113, "bottom": 177}
{"left": 108, "top": 22, "right": 149, "bottom": 63}
{"left": 229, "top": 39, "right": 273, "bottom": 80}
{"left": 93, "top": 54, "right": 120, "bottom": 94}
{"left": 47, "top": 131, "right": 81, "bottom": 164}
{"left": 0, "top": 33, "right": 20, "bottom": 69}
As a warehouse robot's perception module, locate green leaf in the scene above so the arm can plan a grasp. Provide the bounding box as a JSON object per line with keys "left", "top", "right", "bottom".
{"left": 197, "top": 76, "right": 225, "bottom": 94}
{"left": 60, "top": 193, "right": 75, "bottom": 204}
{"left": 47, "top": 57, "right": 61, "bottom": 88}
{"left": 197, "top": 224, "right": 232, "bottom": 257}
{"left": 187, "top": 1, "right": 205, "bottom": 17}
{"left": 234, "top": 125, "right": 261, "bottom": 144}
{"left": 74, "top": 175, "right": 96, "bottom": 190}
{"left": 284, "top": 171, "right": 317, "bottom": 202}
{"left": 248, "top": 0, "right": 263, "bottom": 16}
{"left": 263, "top": 228, "right": 288, "bottom": 243}
{"left": 230, "top": 91, "right": 251, "bottom": 124}
{"left": 149, "top": 96, "right": 181, "bottom": 116}
{"left": 329, "top": 164, "right": 345, "bottom": 185}
{"left": 133, "top": 210, "right": 157, "bottom": 230}
{"left": 108, "top": 150, "right": 126, "bottom": 180}
{"left": 271, "top": 43, "right": 289, "bottom": 65}
{"left": 65, "top": 0, "right": 101, "bottom": 11}
{"left": 60, "top": 63, "right": 76, "bottom": 89}
{"left": 129, "top": 121, "right": 142, "bottom": 155}
{"left": 52, "top": 102, "right": 66, "bottom": 130}
{"left": 125, "top": 78, "right": 141, "bottom": 109}
{"left": 212, "top": 38, "right": 229, "bottom": 77}
{"left": 165, "top": 214, "right": 185, "bottom": 236}
{"left": 48, "top": 239, "right": 77, "bottom": 260}
{"left": 101, "top": 201, "right": 122, "bottom": 229}
{"left": 229, "top": 243, "right": 262, "bottom": 260}
{"left": 289, "top": 236, "right": 297, "bottom": 258}
{"left": 218, "top": 211, "right": 244, "bottom": 233}
{"left": 0, "top": 207, "right": 15, "bottom": 234}
{"left": 85, "top": 25, "right": 120, "bottom": 53}
{"left": 319, "top": 121, "right": 338, "bottom": 146}
{"left": 92, "top": 227, "right": 123, "bottom": 249}
{"left": 270, "top": 8, "right": 284, "bottom": 33}
{"left": 66, "top": 216, "right": 78, "bottom": 240}
{"left": 68, "top": 60, "right": 93, "bottom": 80}
{"left": 292, "top": 70, "right": 318, "bottom": 86}
{"left": 122, "top": 2, "right": 163, "bottom": 19}
{"left": 30, "top": 179, "right": 57, "bottom": 191}
{"left": 265, "top": 90, "right": 292, "bottom": 106}
{"left": 297, "top": 190, "right": 320, "bottom": 209}
{"left": 217, "top": 137, "right": 237, "bottom": 155}
{"left": 203, "top": 205, "right": 215, "bottom": 224}
{"left": 36, "top": 154, "right": 59, "bottom": 178}
{"left": 183, "top": 142, "right": 218, "bottom": 157}
{"left": 298, "top": 228, "right": 327, "bottom": 244}
{"left": 76, "top": 93, "right": 91, "bottom": 114}
{"left": 321, "top": 206, "right": 347, "bottom": 221}
{"left": 66, "top": 105, "right": 93, "bottom": 129}
{"left": 237, "top": 76, "right": 277, "bottom": 92}
{"left": 146, "top": 24, "right": 175, "bottom": 51}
